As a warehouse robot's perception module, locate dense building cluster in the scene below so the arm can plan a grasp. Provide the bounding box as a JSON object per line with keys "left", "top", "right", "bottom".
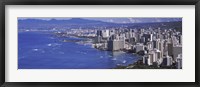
{"left": 94, "top": 28, "right": 182, "bottom": 69}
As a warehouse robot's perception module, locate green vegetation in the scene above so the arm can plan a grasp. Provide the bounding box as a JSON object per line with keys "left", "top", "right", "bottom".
{"left": 114, "top": 59, "right": 177, "bottom": 69}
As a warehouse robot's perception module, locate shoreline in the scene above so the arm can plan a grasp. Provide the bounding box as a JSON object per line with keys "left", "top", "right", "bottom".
{"left": 55, "top": 32, "right": 178, "bottom": 69}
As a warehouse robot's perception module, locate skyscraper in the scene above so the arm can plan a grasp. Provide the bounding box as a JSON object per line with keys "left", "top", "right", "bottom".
{"left": 162, "top": 55, "right": 173, "bottom": 66}
{"left": 102, "top": 30, "right": 109, "bottom": 38}
{"left": 173, "top": 45, "right": 182, "bottom": 60}
{"left": 168, "top": 43, "right": 173, "bottom": 57}
{"left": 176, "top": 54, "right": 182, "bottom": 69}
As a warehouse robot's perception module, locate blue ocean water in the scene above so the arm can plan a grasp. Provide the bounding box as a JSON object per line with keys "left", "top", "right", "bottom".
{"left": 18, "top": 31, "right": 140, "bottom": 69}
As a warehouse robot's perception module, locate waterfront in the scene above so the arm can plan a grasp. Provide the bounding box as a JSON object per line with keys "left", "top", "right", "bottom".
{"left": 18, "top": 18, "right": 182, "bottom": 69}
{"left": 18, "top": 31, "right": 140, "bottom": 69}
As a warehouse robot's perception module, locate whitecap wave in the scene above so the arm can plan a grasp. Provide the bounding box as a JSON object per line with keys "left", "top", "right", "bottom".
{"left": 47, "top": 44, "right": 52, "bottom": 46}
{"left": 112, "top": 58, "right": 117, "bottom": 60}
{"left": 32, "top": 49, "right": 39, "bottom": 51}
{"left": 122, "top": 60, "right": 126, "bottom": 63}
{"left": 47, "top": 43, "right": 62, "bottom": 47}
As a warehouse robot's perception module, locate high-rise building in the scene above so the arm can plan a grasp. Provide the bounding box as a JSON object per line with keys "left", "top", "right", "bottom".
{"left": 93, "top": 26, "right": 182, "bottom": 68}
{"left": 172, "top": 36, "right": 178, "bottom": 46}
{"left": 162, "top": 55, "right": 173, "bottom": 66}
{"left": 109, "top": 30, "right": 115, "bottom": 36}
{"left": 135, "top": 44, "right": 144, "bottom": 53}
{"left": 97, "top": 30, "right": 102, "bottom": 36}
{"left": 125, "top": 32, "right": 130, "bottom": 39}
{"left": 129, "top": 37, "right": 136, "bottom": 45}
{"left": 179, "top": 35, "right": 182, "bottom": 45}
{"left": 176, "top": 54, "right": 182, "bottom": 69}
{"left": 107, "top": 40, "right": 124, "bottom": 51}
{"left": 168, "top": 43, "right": 173, "bottom": 57}
{"left": 132, "top": 32, "right": 136, "bottom": 38}
{"left": 95, "top": 36, "right": 102, "bottom": 43}
{"left": 153, "top": 51, "right": 158, "bottom": 63}
{"left": 107, "top": 34, "right": 124, "bottom": 51}
{"left": 156, "top": 39, "right": 161, "bottom": 50}
{"left": 163, "top": 40, "right": 168, "bottom": 56}
{"left": 173, "top": 45, "right": 182, "bottom": 60}
{"left": 143, "top": 56, "right": 148, "bottom": 65}
{"left": 102, "top": 30, "right": 109, "bottom": 38}
{"left": 147, "top": 53, "right": 154, "bottom": 65}
{"left": 147, "top": 42, "right": 153, "bottom": 50}
{"left": 155, "top": 49, "right": 161, "bottom": 60}
{"left": 150, "top": 34, "right": 153, "bottom": 41}
{"left": 153, "top": 40, "right": 157, "bottom": 49}
{"left": 149, "top": 50, "right": 157, "bottom": 63}
{"left": 159, "top": 40, "right": 164, "bottom": 58}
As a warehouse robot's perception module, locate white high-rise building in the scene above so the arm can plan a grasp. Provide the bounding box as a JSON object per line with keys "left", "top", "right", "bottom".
{"left": 147, "top": 42, "right": 153, "bottom": 50}
{"left": 102, "top": 30, "right": 110, "bottom": 38}
{"left": 153, "top": 49, "right": 162, "bottom": 63}
{"left": 150, "top": 34, "right": 153, "bottom": 41}
{"left": 176, "top": 54, "right": 182, "bottom": 69}
{"left": 147, "top": 53, "right": 154, "bottom": 65}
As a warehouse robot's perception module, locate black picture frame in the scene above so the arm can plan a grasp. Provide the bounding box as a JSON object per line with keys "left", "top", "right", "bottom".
{"left": 0, "top": 0, "right": 199, "bottom": 87}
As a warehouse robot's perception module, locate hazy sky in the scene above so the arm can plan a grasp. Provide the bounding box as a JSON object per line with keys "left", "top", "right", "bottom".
{"left": 18, "top": 17, "right": 182, "bottom": 23}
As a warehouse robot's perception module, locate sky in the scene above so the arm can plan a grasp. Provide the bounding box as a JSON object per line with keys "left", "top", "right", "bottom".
{"left": 18, "top": 17, "right": 182, "bottom": 23}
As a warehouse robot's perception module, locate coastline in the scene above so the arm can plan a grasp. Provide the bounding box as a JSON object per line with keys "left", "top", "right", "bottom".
{"left": 113, "top": 59, "right": 177, "bottom": 69}
{"left": 55, "top": 31, "right": 178, "bottom": 69}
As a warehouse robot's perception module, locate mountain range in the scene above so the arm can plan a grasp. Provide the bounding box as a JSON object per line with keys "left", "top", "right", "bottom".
{"left": 18, "top": 18, "right": 182, "bottom": 23}
{"left": 18, "top": 18, "right": 182, "bottom": 30}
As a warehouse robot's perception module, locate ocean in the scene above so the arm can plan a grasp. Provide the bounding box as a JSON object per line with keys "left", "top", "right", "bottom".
{"left": 18, "top": 31, "right": 140, "bottom": 69}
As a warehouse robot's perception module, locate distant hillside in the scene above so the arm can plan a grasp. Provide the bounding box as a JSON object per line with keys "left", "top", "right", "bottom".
{"left": 18, "top": 18, "right": 182, "bottom": 31}
{"left": 18, "top": 18, "right": 115, "bottom": 29}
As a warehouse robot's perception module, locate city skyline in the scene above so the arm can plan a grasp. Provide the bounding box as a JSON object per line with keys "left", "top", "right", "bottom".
{"left": 18, "top": 17, "right": 182, "bottom": 69}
